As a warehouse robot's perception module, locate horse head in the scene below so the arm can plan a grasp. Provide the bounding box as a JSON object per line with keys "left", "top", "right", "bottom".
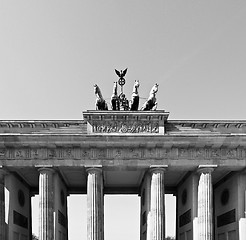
{"left": 134, "top": 80, "right": 140, "bottom": 89}
{"left": 112, "top": 81, "right": 118, "bottom": 96}
{"left": 132, "top": 80, "right": 140, "bottom": 94}
{"left": 94, "top": 84, "right": 99, "bottom": 94}
{"left": 150, "top": 83, "right": 158, "bottom": 96}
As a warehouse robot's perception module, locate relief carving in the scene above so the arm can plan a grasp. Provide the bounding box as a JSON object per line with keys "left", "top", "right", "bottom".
{"left": 195, "top": 149, "right": 204, "bottom": 158}
{"left": 80, "top": 149, "right": 90, "bottom": 159}
{"left": 113, "top": 149, "right": 123, "bottom": 159}
{"left": 159, "top": 149, "right": 170, "bottom": 159}
{"left": 32, "top": 149, "right": 39, "bottom": 159}
{"left": 211, "top": 149, "right": 221, "bottom": 158}
{"left": 92, "top": 120, "right": 159, "bottom": 133}
{"left": 48, "top": 149, "right": 56, "bottom": 158}
{"left": 145, "top": 149, "right": 156, "bottom": 159}
{"left": 226, "top": 149, "right": 237, "bottom": 159}
{"left": 97, "top": 149, "right": 107, "bottom": 159}
{"left": 65, "top": 149, "right": 73, "bottom": 158}
{"left": 128, "top": 148, "right": 141, "bottom": 159}
{"left": 179, "top": 149, "right": 188, "bottom": 158}
{"left": 15, "top": 150, "right": 23, "bottom": 158}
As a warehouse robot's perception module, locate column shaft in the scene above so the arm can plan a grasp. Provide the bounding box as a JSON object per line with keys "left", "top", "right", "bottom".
{"left": 87, "top": 168, "right": 104, "bottom": 240}
{"left": 0, "top": 171, "right": 5, "bottom": 240}
{"left": 197, "top": 168, "right": 214, "bottom": 240}
{"left": 147, "top": 168, "right": 165, "bottom": 240}
{"left": 38, "top": 168, "right": 54, "bottom": 240}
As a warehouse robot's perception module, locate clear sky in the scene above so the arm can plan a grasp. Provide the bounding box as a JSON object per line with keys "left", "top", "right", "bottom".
{"left": 1, "top": 1, "right": 246, "bottom": 239}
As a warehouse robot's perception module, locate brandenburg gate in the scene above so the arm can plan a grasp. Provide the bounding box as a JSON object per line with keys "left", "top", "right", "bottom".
{"left": 0, "top": 76, "right": 246, "bottom": 240}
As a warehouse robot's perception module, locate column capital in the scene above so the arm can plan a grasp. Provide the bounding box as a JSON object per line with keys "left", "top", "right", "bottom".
{"left": 36, "top": 165, "right": 55, "bottom": 173}
{"left": 197, "top": 165, "right": 217, "bottom": 174}
{"left": 149, "top": 165, "right": 168, "bottom": 174}
{"left": 86, "top": 165, "right": 103, "bottom": 174}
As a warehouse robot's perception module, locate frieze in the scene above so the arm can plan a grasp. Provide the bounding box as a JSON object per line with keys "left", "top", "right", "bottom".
{"left": 0, "top": 147, "right": 245, "bottom": 161}
{"left": 91, "top": 120, "right": 159, "bottom": 134}
{"left": 176, "top": 148, "right": 244, "bottom": 160}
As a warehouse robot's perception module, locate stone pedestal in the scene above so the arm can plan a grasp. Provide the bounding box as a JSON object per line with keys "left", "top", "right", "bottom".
{"left": 147, "top": 167, "right": 166, "bottom": 240}
{"left": 197, "top": 166, "right": 215, "bottom": 240}
{"left": 0, "top": 170, "right": 5, "bottom": 240}
{"left": 38, "top": 168, "right": 54, "bottom": 240}
{"left": 87, "top": 167, "right": 104, "bottom": 240}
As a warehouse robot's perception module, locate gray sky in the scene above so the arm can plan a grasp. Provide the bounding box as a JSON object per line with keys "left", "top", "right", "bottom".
{"left": 1, "top": 0, "right": 246, "bottom": 239}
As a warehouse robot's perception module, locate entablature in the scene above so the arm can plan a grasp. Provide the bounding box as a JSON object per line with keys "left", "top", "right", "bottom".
{"left": 0, "top": 137, "right": 246, "bottom": 170}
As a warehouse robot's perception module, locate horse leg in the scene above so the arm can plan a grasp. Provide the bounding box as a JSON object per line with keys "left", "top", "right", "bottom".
{"left": 152, "top": 102, "right": 158, "bottom": 111}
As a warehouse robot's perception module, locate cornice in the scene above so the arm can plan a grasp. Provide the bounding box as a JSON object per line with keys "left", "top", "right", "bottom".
{"left": 166, "top": 120, "right": 246, "bottom": 135}
{"left": 0, "top": 119, "right": 246, "bottom": 135}
{"left": 0, "top": 120, "right": 84, "bottom": 128}
{"left": 167, "top": 120, "right": 246, "bottom": 128}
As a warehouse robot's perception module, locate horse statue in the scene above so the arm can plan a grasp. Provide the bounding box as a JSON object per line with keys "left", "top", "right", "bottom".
{"left": 111, "top": 81, "right": 120, "bottom": 110}
{"left": 140, "top": 83, "right": 158, "bottom": 111}
{"left": 130, "top": 80, "right": 140, "bottom": 111}
{"left": 94, "top": 84, "right": 108, "bottom": 110}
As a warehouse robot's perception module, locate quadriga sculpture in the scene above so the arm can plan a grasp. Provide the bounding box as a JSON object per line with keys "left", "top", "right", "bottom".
{"left": 94, "top": 84, "right": 108, "bottom": 110}
{"left": 141, "top": 83, "right": 158, "bottom": 111}
{"left": 111, "top": 81, "right": 120, "bottom": 110}
{"left": 130, "top": 80, "right": 140, "bottom": 111}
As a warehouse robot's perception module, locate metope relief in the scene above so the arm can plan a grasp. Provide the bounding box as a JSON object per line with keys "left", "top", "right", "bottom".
{"left": 112, "top": 149, "right": 124, "bottom": 159}
{"left": 127, "top": 148, "right": 142, "bottom": 159}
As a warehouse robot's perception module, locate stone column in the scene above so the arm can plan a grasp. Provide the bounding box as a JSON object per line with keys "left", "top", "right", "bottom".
{"left": 197, "top": 166, "right": 216, "bottom": 240}
{"left": 86, "top": 167, "right": 104, "bottom": 240}
{"left": 38, "top": 168, "right": 55, "bottom": 240}
{"left": 0, "top": 169, "right": 5, "bottom": 240}
{"left": 147, "top": 167, "right": 166, "bottom": 240}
